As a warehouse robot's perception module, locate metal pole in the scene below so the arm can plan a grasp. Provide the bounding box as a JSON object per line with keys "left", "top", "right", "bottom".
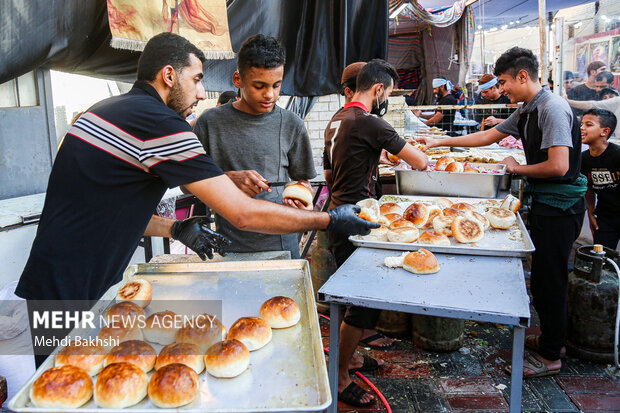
{"left": 554, "top": 17, "right": 564, "bottom": 95}
{"left": 539, "top": 0, "right": 548, "bottom": 83}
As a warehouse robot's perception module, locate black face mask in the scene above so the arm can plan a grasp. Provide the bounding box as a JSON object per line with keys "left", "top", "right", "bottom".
{"left": 371, "top": 89, "right": 389, "bottom": 117}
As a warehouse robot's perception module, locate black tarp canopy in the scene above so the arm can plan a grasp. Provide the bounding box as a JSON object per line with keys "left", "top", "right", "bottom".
{"left": 0, "top": 0, "right": 389, "bottom": 96}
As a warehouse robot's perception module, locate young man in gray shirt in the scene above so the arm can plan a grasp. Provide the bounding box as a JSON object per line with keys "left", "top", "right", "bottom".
{"left": 194, "top": 34, "right": 316, "bottom": 258}
{"left": 419, "top": 47, "right": 586, "bottom": 378}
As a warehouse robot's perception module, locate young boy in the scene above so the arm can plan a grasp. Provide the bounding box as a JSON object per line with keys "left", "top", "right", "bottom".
{"left": 580, "top": 108, "right": 620, "bottom": 249}
{"left": 194, "top": 34, "right": 316, "bottom": 258}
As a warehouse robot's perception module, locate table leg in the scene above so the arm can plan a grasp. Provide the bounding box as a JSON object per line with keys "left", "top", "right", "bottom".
{"left": 328, "top": 302, "right": 341, "bottom": 413}
{"left": 509, "top": 325, "right": 525, "bottom": 413}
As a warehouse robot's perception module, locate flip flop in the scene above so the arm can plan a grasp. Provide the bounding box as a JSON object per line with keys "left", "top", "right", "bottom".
{"left": 349, "top": 355, "right": 380, "bottom": 374}
{"left": 358, "top": 333, "right": 396, "bottom": 350}
{"left": 505, "top": 352, "right": 561, "bottom": 378}
{"left": 525, "top": 334, "right": 566, "bottom": 358}
{"left": 338, "top": 381, "right": 375, "bottom": 407}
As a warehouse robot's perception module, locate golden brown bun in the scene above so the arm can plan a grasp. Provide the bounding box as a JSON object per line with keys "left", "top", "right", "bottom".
{"left": 432, "top": 215, "right": 456, "bottom": 236}
{"left": 442, "top": 207, "right": 466, "bottom": 217}
{"left": 30, "top": 365, "right": 92, "bottom": 408}
{"left": 156, "top": 342, "right": 204, "bottom": 374}
{"left": 55, "top": 339, "right": 106, "bottom": 376}
{"left": 423, "top": 205, "right": 443, "bottom": 229}
{"left": 104, "top": 301, "right": 145, "bottom": 328}
{"left": 465, "top": 210, "right": 490, "bottom": 230}
{"left": 451, "top": 216, "right": 484, "bottom": 243}
{"left": 98, "top": 326, "right": 143, "bottom": 352}
{"left": 436, "top": 156, "right": 456, "bottom": 171}
{"left": 282, "top": 183, "right": 313, "bottom": 207}
{"left": 380, "top": 202, "right": 403, "bottom": 216}
{"left": 104, "top": 340, "right": 156, "bottom": 373}
{"left": 204, "top": 339, "right": 250, "bottom": 378}
{"left": 486, "top": 207, "right": 516, "bottom": 229}
{"left": 356, "top": 199, "right": 380, "bottom": 222}
{"left": 227, "top": 317, "right": 272, "bottom": 351}
{"left": 148, "top": 364, "right": 199, "bottom": 409}
{"left": 403, "top": 249, "right": 440, "bottom": 274}
{"left": 142, "top": 310, "right": 178, "bottom": 345}
{"left": 94, "top": 363, "right": 147, "bottom": 409}
{"left": 500, "top": 194, "right": 521, "bottom": 213}
{"left": 463, "top": 165, "right": 480, "bottom": 173}
{"left": 382, "top": 213, "right": 403, "bottom": 226}
{"left": 445, "top": 162, "right": 464, "bottom": 173}
{"left": 451, "top": 202, "right": 476, "bottom": 212}
{"left": 259, "top": 296, "right": 301, "bottom": 328}
{"left": 403, "top": 203, "right": 430, "bottom": 228}
{"left": 363, "top": 225, "right": 389, "bottom": 241}
{"left": 116, "top": 278, "right": 152, "bottom": 308}
{"left": 390, "top": 218, "right": 415, "bottom": 229}
{"left": 175, "top": 314, "right": 226, "bottom": 353}
{"left": 434, "top": 197, "right": 453, "bottom": 209}
{"left": 387, "top": 227, "right": 420, "bottom": 243}
{"left": 417, "top": 230, "right": 451, "bottom": 246}
{"left": 387, "top": 153, "right": 400, "bottom": 163}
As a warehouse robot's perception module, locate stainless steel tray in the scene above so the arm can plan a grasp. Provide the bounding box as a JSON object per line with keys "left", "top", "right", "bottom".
{"left": 9, "top": 260, "right": 331, "bottom": 412}
{"left": 349, "top": 195, "right": 535, "bottom": 258}
{"left": 395, "top": 162, "right": 507, "bottom": 198}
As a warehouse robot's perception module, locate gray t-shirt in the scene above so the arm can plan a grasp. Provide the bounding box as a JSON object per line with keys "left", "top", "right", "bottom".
{"left": 496, "top": 88, "right": 574, "bottom": 150}
{"left": 194, "top": 102, "right": 317, "bottom": 257}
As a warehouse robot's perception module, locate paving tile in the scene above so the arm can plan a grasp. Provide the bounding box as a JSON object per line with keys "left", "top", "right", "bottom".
{"left": 370, "top": 343, "right": 424, "bottom": 364}
{"left": 494, "top": 377, "right": 543, "bottom": 412}
{"left": 409, "top": 379, "right": 449, "bottom": 412}
{"left": 436, "top": 377, "right": 499, "bottom": 394}
{"left": 556, "top": 376, "right": 620, "bottom": 394}
{"left": 449, "top": 352, "right": 484, "bottom": 377}
{"left": 405, "top": 361, "right": 433, "bottom": 378}
{"left": 568, "top": 394, "right": 620, "bottom": 412}
{"left": 373, "top": 378, "right": 417, "bottom": 412}
{"left": 376, "top": 362, "right": 425, "bottom": 379}
{"left": 482, "top": 348, "right": 513, "bottom": 377}
{"left": 564, "top": 357, "right": 610, "bottom": 377}
{"left": 527, "top": 376, "right": 579, "bottom": 412}
{"left": 444, "top": 394, "right": 509, "bottom": 411}
{"left": 427, "top": 351, "right": 484, "bottom": 378}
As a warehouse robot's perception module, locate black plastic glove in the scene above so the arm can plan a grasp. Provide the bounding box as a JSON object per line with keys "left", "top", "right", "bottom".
{"left": 171, "top": 216, "right": 232, "bottom": 260}
{"left": 327, "top": 204, "right": 380, "bottom": 236}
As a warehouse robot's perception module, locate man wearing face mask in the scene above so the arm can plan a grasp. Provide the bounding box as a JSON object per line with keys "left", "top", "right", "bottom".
{"left": 416, "top": 77, "right": 458, "bottom": 135}
{"left": 323, "top": 59, "right": 427, "bottom": 407}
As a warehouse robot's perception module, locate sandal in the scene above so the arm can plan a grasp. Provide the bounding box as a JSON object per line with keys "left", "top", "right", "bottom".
{"left": 525, "top": 334, "right": 566, "bottom": 358}
{"left": 359, "top": 333, "right": 396, "bottom": 350}
{"left": 338, "top": 381, "right": 375, "bottom": 407}
{"left": 349, "top": 355, "right": 380, "bottom": 374}
{"left": 505, "top": 352, "right": 561, "bottom": 378}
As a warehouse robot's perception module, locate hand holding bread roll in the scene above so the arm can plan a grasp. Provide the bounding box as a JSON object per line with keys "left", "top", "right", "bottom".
{"left": 282, "top": 182, "right": 313, "bottom": 207}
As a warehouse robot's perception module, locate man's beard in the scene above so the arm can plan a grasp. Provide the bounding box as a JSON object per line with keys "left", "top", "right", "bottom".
{"left": 167, "top": 82, "right": 193, "bottom": 117}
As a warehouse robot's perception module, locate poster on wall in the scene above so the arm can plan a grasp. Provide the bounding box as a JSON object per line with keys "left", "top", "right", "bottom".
{"left": 611, "top": 36, "right": 620, "bottom": 73}
{"left": 590, "top": 40, "right": 609, "bottom": 67}
{"left": 576, "top": 43, "right": 589, "bottom": 78}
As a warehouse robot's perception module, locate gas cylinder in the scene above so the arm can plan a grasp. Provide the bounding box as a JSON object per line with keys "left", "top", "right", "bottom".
{"left": 310, "top": 231, "right": 337, "bottom": 314}
{"left": 566, "top": 245, "right": 619, "bottom": 363}
{"left": 411, "top": 315, "right": 464, "bottom": 352}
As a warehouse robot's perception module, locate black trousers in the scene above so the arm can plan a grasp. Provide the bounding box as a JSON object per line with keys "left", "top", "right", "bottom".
{"left": 593, "top": 213, "right": 620, "bottom": 251}
{"left": 529, "top": 210, "right": 584, "bottom": 361}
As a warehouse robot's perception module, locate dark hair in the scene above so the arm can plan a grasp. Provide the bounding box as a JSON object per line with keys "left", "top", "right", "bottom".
{"left": 563, "top": 71, "right": 574, "bottom": 81}
{"left": 493, "top": 47, "right": 539, "bottom": 80}
{"left": 587, "top": 61, "right": 606, "bottom": 76}
{"left": 356, "top": 59, "right": 399, "bottom": 92}
{"left": 217, "top": 90, "right": 238, "bottom": 105}
{"left": 137, "top": 33, "right": 205, "bottom": 82}
{"left": 584, "top": 108, "right": 617, "bottom": 138}
{"left": 599, "top": 87, "right": 620, "bottom": 98}
{"left": 595, "top": 71, "right": 614, "bottom": 84}
{"left": 237, "top": 34, "right": 285, "bottom": 75}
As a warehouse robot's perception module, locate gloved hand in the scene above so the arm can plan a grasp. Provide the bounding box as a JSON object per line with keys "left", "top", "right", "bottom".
{"left": 327, "top": 205, "right": 380, "bottom": 236}
{"left": 171, "top": 216, "right": 232, "bottom": 260}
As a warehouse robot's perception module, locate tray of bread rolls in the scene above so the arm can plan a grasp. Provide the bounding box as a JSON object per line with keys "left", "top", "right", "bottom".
{"left": 349, "top": 195, "right": 534, "bottom": 258}
{"left": 8, "top": 260, "right": 330, "bottom": 412}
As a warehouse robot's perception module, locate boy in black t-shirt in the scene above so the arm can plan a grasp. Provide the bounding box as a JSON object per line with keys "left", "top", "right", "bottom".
{"left": 580, "top": 108, "right": 620, "bottom": 249}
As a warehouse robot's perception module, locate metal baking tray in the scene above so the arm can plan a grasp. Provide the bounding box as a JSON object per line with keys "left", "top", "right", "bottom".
{"left": 349, "top": 195, "right": 535, "bottom": 258}
{"left": 395, "top": 162, "right": 507, "bottom": 198}
{"left": 9, "top": 260, "right": 330, "bottom": 412}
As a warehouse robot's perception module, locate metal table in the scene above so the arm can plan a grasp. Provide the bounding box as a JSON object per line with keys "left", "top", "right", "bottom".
{"left": 318, "top": 247, "right": 530, "bottom": 413}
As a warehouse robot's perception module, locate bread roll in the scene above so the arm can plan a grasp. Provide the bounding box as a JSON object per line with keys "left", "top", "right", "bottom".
{"left": 175, "top": 313, "right": 226, "bottom": 353}
{"left": 382, "top": 213, "right": 403, "bottom": 226}
{"left": 142, "top": 310, "right": 178, "bottom": 345}
{"left": 259, "top": 296, "right": 301, "bottom": 328}
{"left": 379, "top": 202, "right": 403, "bottom": 215}
{"left": 434, "top": 197, "right": 453, "bottom": 209}
{"left": 463, "top": 165, "right": 480, "bottom": 173}
{"left": 98, "top": 326, "right": 143, "bottom": 352}
{"left": 417, "top": 230, "right": 451, "bottom": 246}
{"left": 442, "top": 207, "right": 465, "bottom": 217}
{"left": 356, "top": 198, "right": 380, "bottom": 222}
{"left": 387, "top": 227, "right": 419, "bottom": 243}
{"left": 148, "top": 364, "right": 199, "bottom": 409}
{"left": 204, "top": 339, "right": 250, "bottom": 378}
{"left": 500, "top": 194, "right": 521, "bottom": 213}
{"left": 282, "top": 183, "right": 313, "bottom": 207}
{"left": 362, "top": 225, "right": 388, "bottom": 241}
{"left": 156, "top": 342, "right": 204, "bottom": 374}
{"left": 116, "top": 278, "right": 152, "bottom": 308}
{"left": 451, "top": 202, "right": 476, "bottom": 212}
{"left": 403, "top": 203, "right": 430, "bottom": 228}
{"left": 445, "top": 162, "right": 464, "bottom": 173}
{"left": 30, "top": 366, "right": 92, "bottom": 408}
{"left": 55, "top": 339, "right": 105, "bottom": 376}
{"left": 451, "top": 216, "right": 484, "bottom": 243}
{"left": 435, "top": 156, "right": 455, "bottom": 171}
{"left": 432, "top": 215, "right": 456, "bottom": 236}
{"left": 104, "top": 340, "right": 156, "bottom": 373}
{"left": 423, "top": 205, "right": 443, "bottom": 229}
{"left": 105, "top": 301, "right": 145, "bottom": 328}
{"left": 387, "top": 153, "right": 400, "bottom": 163}
{"left": 227, "top": 317, "right": 272, "bottom": 351}
{"left": 403, "top": 249, "right": 440, "bottom": 274}
{"left": 486, "top": 207, "right": 516, "bottom": 229}
{"left": 465, "top": 210, "right": 490, "bottom": 230}
{"left": 94, "top": 363, "right": 147, "bottom": 409}
{"left": 390, "top": 218, "right": 415, "bottom": 229}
